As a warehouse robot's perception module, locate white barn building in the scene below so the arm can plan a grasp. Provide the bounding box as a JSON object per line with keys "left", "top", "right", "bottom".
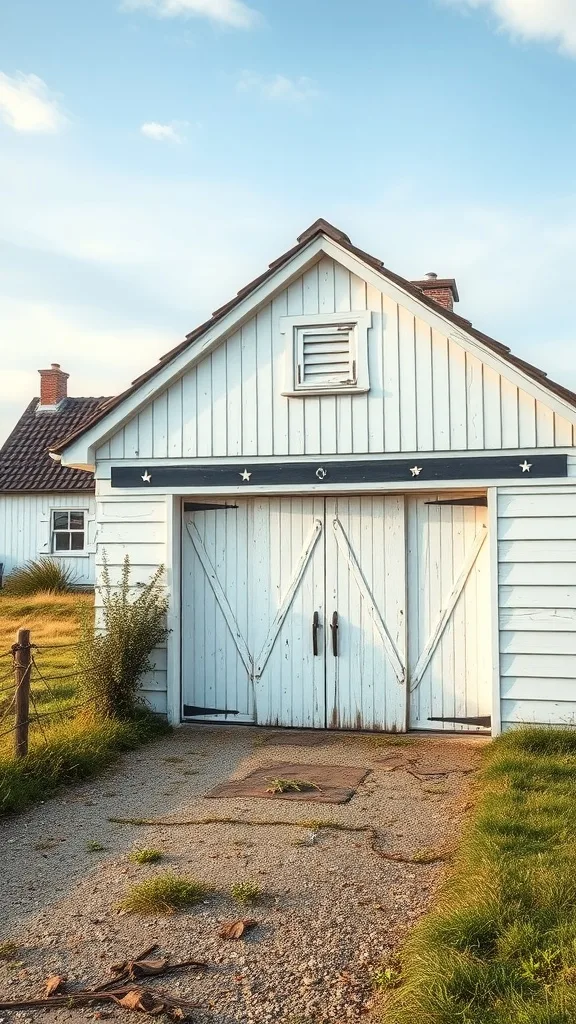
{"left": 52, "top": 220, "right": 576, "bottom": 734}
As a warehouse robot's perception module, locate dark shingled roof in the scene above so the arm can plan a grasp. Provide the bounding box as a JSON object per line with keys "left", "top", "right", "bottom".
{"left": 0, "top": 397, "right": 110, "bottom": 492}
{"left": 50, "top": 218, "right": 576, "bottom": 455}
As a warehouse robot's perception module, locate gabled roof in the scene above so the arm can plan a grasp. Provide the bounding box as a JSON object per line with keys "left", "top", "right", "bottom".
{"left": 0, "top": 397, "right": 110, "bottom": 492}
{"left": 51, "top": 218, "right": 576, "bottom": 455}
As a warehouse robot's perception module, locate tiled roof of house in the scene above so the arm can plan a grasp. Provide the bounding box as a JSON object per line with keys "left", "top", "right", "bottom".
{"left": 0, "top": 397, "right": 110, "bottom": 492}
{"left": 51, "top": 218, "right": 576, "bottom": 454}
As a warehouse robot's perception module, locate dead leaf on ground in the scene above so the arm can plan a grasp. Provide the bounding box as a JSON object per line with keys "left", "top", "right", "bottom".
{"left": 44, "top": 975, "right": 67, "bottom": 997}
{"left": 114, "top": 988, "right": 166, "bottom": 1014}
{"left": 219, "top": 919, "right": 258, "bottom": 940}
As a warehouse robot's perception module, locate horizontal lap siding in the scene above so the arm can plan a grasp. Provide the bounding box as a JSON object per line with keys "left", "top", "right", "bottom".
{"left": 0, "top": 493, "right": 95, "bottom": 584}
{"left": 96, "top": 493, "right": 169, "bottom": 714}
{"left": 497, "top": 486, "right": 576, "bottom": 730}
{"left": 96, "top": 258, "right": 576, "bottom": 460}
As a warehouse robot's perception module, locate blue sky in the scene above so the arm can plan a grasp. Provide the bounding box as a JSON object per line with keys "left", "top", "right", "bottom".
{"left": 1, "top": 0, "right": 576, "bottom": 442}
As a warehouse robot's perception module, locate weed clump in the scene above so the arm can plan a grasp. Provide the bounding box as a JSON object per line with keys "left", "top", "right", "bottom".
{"left": 231, "top": 881, "right": 261, "bottom": 905}
{"left": 129, "top": 847, "right": 163, "bottom": 864}
{"left": 119, "top": 872, "right": 210, "bottom": 914}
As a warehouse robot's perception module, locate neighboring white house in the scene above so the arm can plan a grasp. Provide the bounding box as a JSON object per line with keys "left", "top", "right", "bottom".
{"left": 52, "top": 219, "right": 576, "bottom": 733}
{"left": 0, "top": 364, "right": 108, "bottom": 587}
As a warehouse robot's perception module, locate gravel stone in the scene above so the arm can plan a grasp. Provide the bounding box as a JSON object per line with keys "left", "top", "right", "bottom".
{"left": 0, "top": 727, "right": 485, "bottom": 1022}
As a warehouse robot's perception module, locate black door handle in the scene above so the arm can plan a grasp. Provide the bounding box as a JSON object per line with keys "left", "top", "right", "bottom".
{"left": 330, "top": 611, "right": 338, "bottom": 657}
{"left": 312, "top": 611, "right": 320, "bottom": 656}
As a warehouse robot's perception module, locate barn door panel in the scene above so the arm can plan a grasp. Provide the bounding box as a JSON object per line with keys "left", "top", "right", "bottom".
{"left": 182, "top": 502, "right": 254, "bottom": 721}
{"left": 182, "top": 497, "right": 326, "bottom": 727}
{"left": 325, "top": 496, "right": 407, "bottom": 732}
{"left": 250, "top": 497, "right": 326, "bottom": 728}
{"left": 407, "top": 496, "right": 490, "bottom": 731}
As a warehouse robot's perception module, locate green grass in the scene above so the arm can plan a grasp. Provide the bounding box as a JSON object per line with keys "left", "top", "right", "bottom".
{"left": 0, "top": 594, "right": 169, "bottom": 815}
{"left": 382, "top": 727, "right": 576, "bottom": 1024}
{"left": 129, "top": 847, "right": 164, "bottom": 864}
{"left": 231, "top": 880, "right": 261, "bottom": 904}
{"left": 119, "top": 872, "right": 210, "bottom": 914}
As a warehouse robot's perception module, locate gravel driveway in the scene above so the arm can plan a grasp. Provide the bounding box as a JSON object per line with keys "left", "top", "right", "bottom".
{"left": 0, "top": 727, "right": 485, "bottom": 1023}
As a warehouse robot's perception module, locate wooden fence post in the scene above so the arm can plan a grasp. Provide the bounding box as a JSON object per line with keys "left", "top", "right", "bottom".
{"left": 14, "top": 628, "right": 31, "bottom": 759}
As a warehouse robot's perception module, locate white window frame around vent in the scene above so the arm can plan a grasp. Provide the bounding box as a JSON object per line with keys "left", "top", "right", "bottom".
{"left": 280, "top": 310, "right": 372, "bottom": 397}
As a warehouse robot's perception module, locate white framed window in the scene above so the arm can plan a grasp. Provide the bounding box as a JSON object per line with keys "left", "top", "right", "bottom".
{"left": 280, "top": 310, "right": 371, "bottom": 396}
{"left": 51, "top": 509, "right": 87, "bottom": 554}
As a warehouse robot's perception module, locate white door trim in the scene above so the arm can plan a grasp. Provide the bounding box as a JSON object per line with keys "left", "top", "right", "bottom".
{"left": 331, "top": 516, "right": 406, "bottom": 684}
{"left": 409, "top": 524, "right": 488, "bottom": 692}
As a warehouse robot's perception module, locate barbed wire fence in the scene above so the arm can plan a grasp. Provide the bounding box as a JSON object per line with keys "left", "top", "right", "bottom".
{"left": 0, "top": 629, "right": 99, "bottom": 758}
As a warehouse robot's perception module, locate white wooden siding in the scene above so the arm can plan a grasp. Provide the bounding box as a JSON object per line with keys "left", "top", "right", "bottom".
{"left": 497, "top": 486, "right": 576, "bottom": 730}
{"left": 96, "top": 493, "right": 168, "bottom": 714}
{"left": 96, "top": 257, "right": 576, "bottom": 461}
{"left": 0, "top": 493, "right": 95, "bottom": 585}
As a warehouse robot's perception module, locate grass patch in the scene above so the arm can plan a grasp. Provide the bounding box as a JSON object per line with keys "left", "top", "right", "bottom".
{"left": 119, "top": 872, "right": 210, "bottom": 914}
{"left": 231, "top": 880, "right": 261, "bottom": 904}
{"left": 383, "top": 727, "right": 576, "bottom": 1024}
{"left": 0, "top": 941, "right": 18, "bottom": 960}
{"left": 0, "top": 712, "right": 168, "bottom": 815}
{"left": 129, "top": 847, "right": 163, "bottom": 864}
{"left": 0, "top": 594, "right": 170, "bottom": 815}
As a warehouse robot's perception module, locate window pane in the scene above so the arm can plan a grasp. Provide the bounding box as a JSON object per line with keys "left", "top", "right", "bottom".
{"left": 69, "top": 512, "right": 85, "bottom": 529}
{"left": 71, "top": 532, "right": 85, "bottom": 551}
{"left": 54, "top": 532, "right": 71, "bottom": 551}
{"left": 52, "top": 511, "right": 69, "bottom": 530}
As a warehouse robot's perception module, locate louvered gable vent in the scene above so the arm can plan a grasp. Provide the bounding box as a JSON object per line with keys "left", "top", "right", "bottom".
{"left": 297, "top": 324, "right": 355, "bottom": 388}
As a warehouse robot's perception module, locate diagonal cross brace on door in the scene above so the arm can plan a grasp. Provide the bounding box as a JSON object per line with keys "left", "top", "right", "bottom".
{"left": 331, "top": 518, "right": 406, "bottom": 684}
{"left": 185, "top": 517, "right": 324, "bottom": 685}
{"left": 409, "top": 524, "right": 488, "bottom": 692}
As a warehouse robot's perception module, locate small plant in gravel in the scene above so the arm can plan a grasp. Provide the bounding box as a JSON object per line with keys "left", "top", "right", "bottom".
{"left": 372, "top": 964, "right": 402, "bottom": 990}
{"left": 231, "top": 880, "right": 261, "bottom": 905}
{"left": 411, "top": 847, "right": 442, "bottom": 864}
{"left": 86, "top": 839, "right": 106, "bottom": 852}
{"left": 119, "top": 872, "right": 211, "bottom": 914}
{"left": 129, "top": 847, "right": 163, "bottom": 864}
{"left": 0, "top": 941, "right": 18, "bottom": 960}
{"left": 266, "top": 777, "right": 320, "bottom": 794}
{"left": 163, "top": 756, "right": 185, "bottom": 763}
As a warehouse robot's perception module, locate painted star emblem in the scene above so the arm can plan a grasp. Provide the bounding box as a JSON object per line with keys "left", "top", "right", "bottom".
{"left": 240, "top": 469, "right": 252, "bottom": 482}
{"left": 409, "top": 465, "right": 423, "bottom": 477}
{"left": 519, "top": 460, "right": 532, "bottom": 473}
{"left": 141, "top": 470, "right": 152, "bottom": 483}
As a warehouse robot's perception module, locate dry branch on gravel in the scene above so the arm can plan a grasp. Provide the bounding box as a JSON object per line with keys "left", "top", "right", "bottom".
{"left": 0, "top": 942, "right": 209, "bottom": 1018}
{"left": 109, "top": 815, "right": 449, "bottom": 864}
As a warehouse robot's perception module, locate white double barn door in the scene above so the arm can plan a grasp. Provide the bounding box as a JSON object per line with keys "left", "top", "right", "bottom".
{"left": 182, "top": 495, "right": 490, "bottom": 732}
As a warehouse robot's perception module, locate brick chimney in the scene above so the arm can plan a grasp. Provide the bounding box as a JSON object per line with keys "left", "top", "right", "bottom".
{"left": 411, "top": 272, "right": 459, "bottom": 312}
{"left": 38, "top": 363, "right": 69, "bottom": 409}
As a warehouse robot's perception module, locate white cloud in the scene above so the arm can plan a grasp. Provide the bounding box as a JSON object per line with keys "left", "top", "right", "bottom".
{"left": 445, "top": 0, "right": 576, "bottom": 56}
{"left": 237, "top": 72, "right": 318, "bottom": 101}
{"left": 123, "top": 0, "right": 258, "bottom": 29}
{"left": 0, "top": 71, "right": 67, "bottom": 133}
{"left": 141, "top": 120, "right": 187, "bottom": 142}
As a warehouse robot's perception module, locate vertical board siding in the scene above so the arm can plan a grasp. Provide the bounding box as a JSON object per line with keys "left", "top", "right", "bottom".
{"left": 97, "top": 258, "right": 576, "bottom": 460}
{"left": 96, "top": 494, "right": 169, "bottom": 713}
{"left": 0, "top": 493, "right": 96, "bottom": 584}
{"left": 497, "top": 486, "right": 576, "bottom": 730}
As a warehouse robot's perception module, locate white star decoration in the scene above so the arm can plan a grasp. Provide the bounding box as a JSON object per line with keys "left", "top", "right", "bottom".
{"left": 141, "top": 471, "right": 152, "bottom": 483}
{"left": 240, "top": 469, "right": 251, "bottom": 482}
{"left": 519, "top": 461, "right": 532, "bottom": 473}
{"left": 409, "top": 466, "right": 423, "bottom": 477}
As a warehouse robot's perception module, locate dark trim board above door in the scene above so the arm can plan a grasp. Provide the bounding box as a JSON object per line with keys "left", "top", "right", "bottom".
{"left": 112, "top": 454, "right": 567, "bottom": 489}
